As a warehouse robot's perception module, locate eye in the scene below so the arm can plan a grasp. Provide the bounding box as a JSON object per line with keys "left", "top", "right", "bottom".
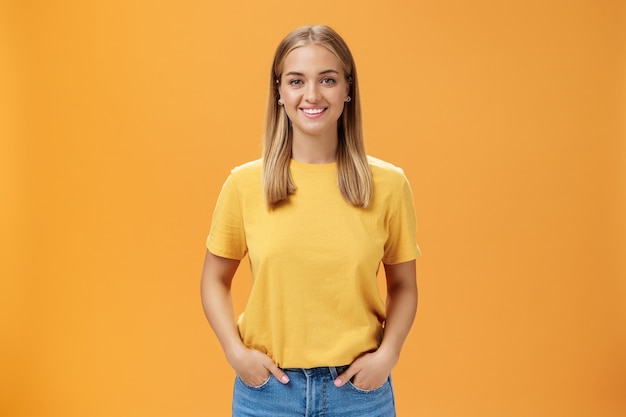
{"left": 288, "top": 79, "right": 304, "bottom": 87}
{"left": 321, "top": 77, "right": 336, "bottom": 85}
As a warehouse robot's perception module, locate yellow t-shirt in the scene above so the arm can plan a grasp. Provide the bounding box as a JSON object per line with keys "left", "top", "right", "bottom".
{"left": 206, "top": 156, "right": 420, "bottom": 368}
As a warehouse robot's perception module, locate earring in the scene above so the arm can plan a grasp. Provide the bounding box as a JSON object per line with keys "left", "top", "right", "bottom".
{"left": 278, "top": 98, "right": 283, "bottom": 105}
{"left": 345, "top": 96, "right": 352, "bottom": 102}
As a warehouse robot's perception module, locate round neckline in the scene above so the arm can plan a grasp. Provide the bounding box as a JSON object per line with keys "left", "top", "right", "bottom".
{"left": 290, "top": 158, "right": 337, "bottom": 172}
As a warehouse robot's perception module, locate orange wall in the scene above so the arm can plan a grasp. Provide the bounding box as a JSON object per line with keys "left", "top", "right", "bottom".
{"left": 2, "top": 1, "right": 625, "bottom": 416}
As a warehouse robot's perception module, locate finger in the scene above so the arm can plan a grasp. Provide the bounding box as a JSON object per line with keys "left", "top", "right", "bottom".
{"left": 266, "top": 361, "right": 290, "bottom": 384}
{"left": 334, "top": 365, "right": 358, "bottom": 387}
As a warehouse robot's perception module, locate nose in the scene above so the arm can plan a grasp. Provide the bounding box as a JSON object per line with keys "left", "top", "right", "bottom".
{"left": 304, "top": 82, "right": 321, "bottom": 103}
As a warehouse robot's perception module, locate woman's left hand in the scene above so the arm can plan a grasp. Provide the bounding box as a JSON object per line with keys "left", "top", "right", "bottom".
{"left": 335, "top": 260, "right": 416, "bottom": 391}
{"left": 333, "top": 348, "right": 398, "bottom": 390}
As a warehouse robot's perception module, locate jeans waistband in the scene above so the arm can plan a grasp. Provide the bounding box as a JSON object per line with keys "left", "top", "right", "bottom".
{"left": 283, "top": 365, "right": 350, "bottom": 378}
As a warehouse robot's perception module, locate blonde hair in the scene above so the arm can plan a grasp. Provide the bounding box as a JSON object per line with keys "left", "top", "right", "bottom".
{"left": 262, "top": 25, "right": 372, "bottom": 208}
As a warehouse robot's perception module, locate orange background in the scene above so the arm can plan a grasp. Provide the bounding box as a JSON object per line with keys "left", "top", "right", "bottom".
{"left": 2, "top": 1, "right": 625, "bottom": 416}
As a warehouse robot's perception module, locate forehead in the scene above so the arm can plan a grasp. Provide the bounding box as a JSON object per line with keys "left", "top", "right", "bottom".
{"left": 281, "top": 44, "right": 343, "bottom": 75}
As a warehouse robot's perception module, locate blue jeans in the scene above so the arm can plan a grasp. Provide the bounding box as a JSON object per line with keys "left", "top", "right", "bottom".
{"left": 232, "top": 365, "right": 396, "bottom": 417}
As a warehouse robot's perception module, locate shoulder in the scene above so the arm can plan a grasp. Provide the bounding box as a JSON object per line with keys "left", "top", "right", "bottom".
{"left": 226, "top": 158, "right": 263, "bottom": 184}
{"left": 217, "top": 159, "right": 263, "bottom": 198}
{"left": 231, "top": 158, "right": 263, "bottom": 176}
{"left": 367, "top": 156, "right": 409, "bottom": 188}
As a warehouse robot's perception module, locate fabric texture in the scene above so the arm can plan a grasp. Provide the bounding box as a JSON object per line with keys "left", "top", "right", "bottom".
{"left": 207, "top": 156, "right": 420, "bottom": 368}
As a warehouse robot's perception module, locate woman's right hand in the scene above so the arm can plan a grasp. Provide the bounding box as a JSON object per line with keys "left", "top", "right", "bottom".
{"left": 228, "top": 345, "right": 290, "bottom": 386}
{"left": 200, "top": 251, "right": 290, "bottom": 386}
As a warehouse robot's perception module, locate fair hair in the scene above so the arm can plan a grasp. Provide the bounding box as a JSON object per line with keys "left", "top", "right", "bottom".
{"left": 262, "top": 25, "right": 372, "bottom": 208}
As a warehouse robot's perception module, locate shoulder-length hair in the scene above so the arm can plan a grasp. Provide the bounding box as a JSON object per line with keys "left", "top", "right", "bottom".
{"left": 262, "top": 25, "right": 372, "bottom": 208}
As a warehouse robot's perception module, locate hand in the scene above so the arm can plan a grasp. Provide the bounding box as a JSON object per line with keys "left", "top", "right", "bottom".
{"left": 334, "top": 349, "right": 398, "bottom": 390}
{"left": 227, "top": 345, "right": 290, "bottom": 386}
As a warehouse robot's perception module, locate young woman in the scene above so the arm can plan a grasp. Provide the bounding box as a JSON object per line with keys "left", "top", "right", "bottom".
{"left": 201, "top": 25, "right": 420, "bottom": 417}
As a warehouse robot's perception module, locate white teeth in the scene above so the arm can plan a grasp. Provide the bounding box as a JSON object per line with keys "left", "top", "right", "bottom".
{"left": 302, "top": 108, "right": 324, "bottom": 114}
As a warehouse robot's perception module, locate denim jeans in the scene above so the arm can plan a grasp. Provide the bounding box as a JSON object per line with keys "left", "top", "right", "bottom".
{"left": 232, "top": 365, "right": 396, "bottom": 417}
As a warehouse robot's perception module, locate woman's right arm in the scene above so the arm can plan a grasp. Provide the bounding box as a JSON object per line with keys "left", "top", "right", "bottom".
{"left": 200, "top": 250, "right": 290, "bottom": 385}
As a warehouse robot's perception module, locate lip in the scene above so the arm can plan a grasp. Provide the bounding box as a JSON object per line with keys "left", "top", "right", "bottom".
{"left": 300, "top": 107, "right": 327, "bottom": 118}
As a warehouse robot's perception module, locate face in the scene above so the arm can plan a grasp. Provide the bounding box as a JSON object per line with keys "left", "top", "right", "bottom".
{"left": 278, "top": 44, "right": 350, "bottom": 141}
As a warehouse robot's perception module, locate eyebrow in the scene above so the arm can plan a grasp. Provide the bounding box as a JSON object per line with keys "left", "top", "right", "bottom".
{"left": 284, "top": 69, "right": 340, "bottom": 77}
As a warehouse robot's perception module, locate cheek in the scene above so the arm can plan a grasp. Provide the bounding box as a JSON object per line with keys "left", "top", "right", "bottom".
{"left": 280, "top": 89, "right": 298, "bottom": 104}
{"left": 330, "top": 90, "right": 348, "bottom": 106}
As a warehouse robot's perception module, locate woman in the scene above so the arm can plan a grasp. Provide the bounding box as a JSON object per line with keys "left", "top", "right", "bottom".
{"left": 201, "top": 25, "right": 420, "bottom": 417}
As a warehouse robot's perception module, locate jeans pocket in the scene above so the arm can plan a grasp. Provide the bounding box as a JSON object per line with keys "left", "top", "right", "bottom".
{"left": 346, "top": 377, "right": 390, "bottom": 394}
{"left": 236, "top": 374, "right": 273, "bottom": 390}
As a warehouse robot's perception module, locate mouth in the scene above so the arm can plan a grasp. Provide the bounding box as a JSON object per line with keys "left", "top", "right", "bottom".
{"left": 300, "top": 107, "right": 327, "bottom": 118}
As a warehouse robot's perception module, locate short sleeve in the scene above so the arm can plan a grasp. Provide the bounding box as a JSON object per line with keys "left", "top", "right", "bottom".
{"left": 206, "top": 172, "right": 247, "bottom": 260}
{"left": 382, "top": 173, "right": 421, "bottom": 264}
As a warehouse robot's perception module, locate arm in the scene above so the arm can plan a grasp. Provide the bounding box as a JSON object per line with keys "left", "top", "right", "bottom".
{"left": 335, "top": 259, "right": 417, "bottom": 389}
{"left": 200, "top": 250, "right": 289, "bottom": 385}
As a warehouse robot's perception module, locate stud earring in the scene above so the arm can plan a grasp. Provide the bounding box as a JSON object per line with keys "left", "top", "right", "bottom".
{"left": 345, "top": 96, "right": 352, "bottom": 102}
{"left": 278, "top": 99, "right": 283, "bottom": 105}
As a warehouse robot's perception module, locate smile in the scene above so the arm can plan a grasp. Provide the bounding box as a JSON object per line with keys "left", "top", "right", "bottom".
{"left": 301, "top": 108, "right": 326, "bottom": 115}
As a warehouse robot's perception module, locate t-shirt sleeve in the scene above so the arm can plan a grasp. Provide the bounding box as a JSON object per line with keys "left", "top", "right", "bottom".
{"left": 206, "top": 172, "right": 247, "bottom": 260}
{"left": 382, "top": 172, "right": 421, "bottom": 264}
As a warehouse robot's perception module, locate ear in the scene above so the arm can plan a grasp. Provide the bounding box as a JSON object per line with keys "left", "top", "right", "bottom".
{"left": 276, "top": 78, "right": 283, "bottom": 96}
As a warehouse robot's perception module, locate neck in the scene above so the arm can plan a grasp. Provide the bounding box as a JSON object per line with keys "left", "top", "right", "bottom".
{"left": 291, "top": 132, "right": 338, "bottom": 164}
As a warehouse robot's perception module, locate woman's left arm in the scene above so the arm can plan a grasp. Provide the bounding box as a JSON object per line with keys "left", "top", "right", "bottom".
{"left": 334, "top": 259, "right": 417, "bottom": 389}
